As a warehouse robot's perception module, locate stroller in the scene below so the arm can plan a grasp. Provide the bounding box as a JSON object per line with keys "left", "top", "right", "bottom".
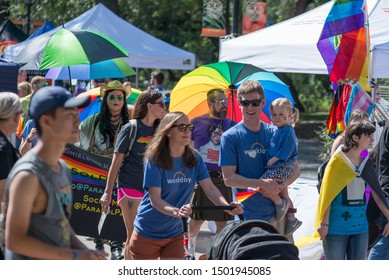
{"left": 207, "top": 219, "right": 299, "bottom": 260}
{"left": 183, "top": 205, "right": 299, "bottom": 260}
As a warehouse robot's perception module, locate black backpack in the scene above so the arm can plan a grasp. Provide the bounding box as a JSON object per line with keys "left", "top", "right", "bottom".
{"left": 206, "top": 220, "right": 299, "bottom": 260}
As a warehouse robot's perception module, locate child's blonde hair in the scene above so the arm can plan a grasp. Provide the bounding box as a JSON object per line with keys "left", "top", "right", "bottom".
{"left": 270, "top": 98, "right": 299, "bottom": 127}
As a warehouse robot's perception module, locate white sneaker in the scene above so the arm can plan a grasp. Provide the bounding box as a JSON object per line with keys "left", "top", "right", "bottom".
{"left": 275, "top": 199, "right": 291, "bottom": 221}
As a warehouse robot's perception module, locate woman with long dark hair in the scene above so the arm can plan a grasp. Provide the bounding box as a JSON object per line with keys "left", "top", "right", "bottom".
{"left": 79, "top": 80, "right": 130, "bottom": 259}
{"left": 100, "top": 89, "right": 167, "bottom": 259}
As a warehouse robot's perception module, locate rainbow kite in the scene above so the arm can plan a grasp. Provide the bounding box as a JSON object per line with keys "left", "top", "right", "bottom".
{"left": 317, "top": 0, "right": 369, "bottom": 90}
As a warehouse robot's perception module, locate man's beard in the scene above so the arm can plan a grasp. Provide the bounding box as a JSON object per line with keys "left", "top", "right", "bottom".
{"left": 212, "top": 108, "right": 227, "bottom": 119}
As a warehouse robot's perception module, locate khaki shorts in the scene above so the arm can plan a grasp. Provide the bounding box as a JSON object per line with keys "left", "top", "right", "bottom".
{"left": 129, "top": 230, "right": 184, "bottom": 260}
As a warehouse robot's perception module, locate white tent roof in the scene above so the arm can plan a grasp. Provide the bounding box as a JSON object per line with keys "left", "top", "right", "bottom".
{"left": 3, "top": 3, "right": 196, "bottom": 70}
{"left": 219, "top": 0, "right": 389, "bottom": 77}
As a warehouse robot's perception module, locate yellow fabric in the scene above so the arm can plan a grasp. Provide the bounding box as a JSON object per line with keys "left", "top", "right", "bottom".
{"left": 313, "top": 151, "right": 357, "bottom": 238}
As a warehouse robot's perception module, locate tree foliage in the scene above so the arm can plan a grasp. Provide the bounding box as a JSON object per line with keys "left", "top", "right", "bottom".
{"left": 5, "top": 0, "right": 334, "bottom": 112}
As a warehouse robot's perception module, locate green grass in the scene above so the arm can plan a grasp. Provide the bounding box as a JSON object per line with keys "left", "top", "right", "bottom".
{"left": 298, "top": 112, "right": 328, "bottom": 122}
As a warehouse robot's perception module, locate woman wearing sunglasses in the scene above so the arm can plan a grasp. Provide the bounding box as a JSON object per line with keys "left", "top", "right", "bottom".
{"left": 129, "top": 111, "right": 242, "bottom": 259}
{"left": 100, "top": 89, "right": 167, "bottom": 259}
{"left": 79, "top": 80, "right": 130, "bottom": 259}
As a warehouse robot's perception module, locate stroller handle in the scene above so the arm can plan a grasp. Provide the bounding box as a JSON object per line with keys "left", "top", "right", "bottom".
{"left": 191, "top": 205, "right": 235, "bottom": 211}
{"left": 182, "top": 205, "right": 244, "bottom": 233}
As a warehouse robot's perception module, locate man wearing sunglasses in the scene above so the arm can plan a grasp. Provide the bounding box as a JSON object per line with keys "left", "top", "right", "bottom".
{"left": 188, "top": 88, "right": 237, "bottom": 254}
{"left": 220, "top": 80, "right": 300, "bottom": 237}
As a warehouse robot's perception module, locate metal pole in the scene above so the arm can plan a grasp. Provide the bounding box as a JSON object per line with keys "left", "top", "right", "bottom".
{"left": 232, "top": 0, "right": 239, "bottom": 36}
{"left": 135, "top": 68, "right": 139, "bottom": 88}
{"left": 26, "top": 2, "right": 31, "bottom": 35}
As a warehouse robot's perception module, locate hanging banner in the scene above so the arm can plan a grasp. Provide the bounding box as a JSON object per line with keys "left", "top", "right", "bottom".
{"left": 62, "top": 144, "right": 126, "bottom": 242}
{"left": 242, "top": 1, "right": 267, "bottom": 35}
{"left": 202, "top": 0, "right": 226, "bottom": 37}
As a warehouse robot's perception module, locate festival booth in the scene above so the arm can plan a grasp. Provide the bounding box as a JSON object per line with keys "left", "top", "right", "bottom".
{"left": 219, "top": 0, "right": 389, "bottom": 77}
{"left": 0, "top": 58, "right": 22, "bottom": 93}
{"left": 372, "top": 42, "right": 389, "bottom": 79}
{"left": 2, "top": 3, "right": 196, "bottom": 71}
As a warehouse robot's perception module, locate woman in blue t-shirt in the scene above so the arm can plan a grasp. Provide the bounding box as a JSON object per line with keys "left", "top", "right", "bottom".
{"left": 129, "top": 112, "right": 242, "bottom": 260}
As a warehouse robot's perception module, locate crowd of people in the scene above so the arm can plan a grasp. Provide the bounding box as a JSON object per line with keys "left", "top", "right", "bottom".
{"left": 1, "top": 69, "right": 389, "bottom": 261}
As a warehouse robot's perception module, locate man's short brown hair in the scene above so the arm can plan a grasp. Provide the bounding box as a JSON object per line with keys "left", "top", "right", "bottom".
{"left": 237, "top": 80, "right": 264, "bottom": 100}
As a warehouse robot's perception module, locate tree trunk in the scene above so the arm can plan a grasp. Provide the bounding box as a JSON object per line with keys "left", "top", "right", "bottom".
{"left": 97, "top": 0, "right": 119, "bottom": 14}
{"left": 295, "top": 0, "right": 314, "bottom": 16}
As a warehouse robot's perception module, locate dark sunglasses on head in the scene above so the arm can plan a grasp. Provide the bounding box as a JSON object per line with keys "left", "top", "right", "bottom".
{"left": 151, "top": 101, "right": 166, "bottom": 108}
{"left": 239, "top": 99, "right": 262, "bottom": 107}
{"left": 211, "top": 99, "right": 229, "bottom": 106}
{"left": 172, "top": 123, "right": 194, "bottom": 132}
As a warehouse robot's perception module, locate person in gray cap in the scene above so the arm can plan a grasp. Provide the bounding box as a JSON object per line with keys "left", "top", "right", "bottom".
{"left": 1, "top": 86, "right": 107, "bottom": 260}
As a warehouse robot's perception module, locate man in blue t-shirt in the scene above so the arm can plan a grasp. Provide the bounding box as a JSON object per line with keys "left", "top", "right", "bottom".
{"left": 220, "top": 80, "right": 299, "bottom": 235}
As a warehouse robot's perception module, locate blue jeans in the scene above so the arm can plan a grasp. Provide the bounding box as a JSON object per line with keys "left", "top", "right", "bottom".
{"left": 368, "top": 235, "right": 389, "bottom": 260}
{"left": 323, "top": 232, "right": 368, "bottom": 260}
{"left": 368, "top": 197, "right": 389, "bottom": 260}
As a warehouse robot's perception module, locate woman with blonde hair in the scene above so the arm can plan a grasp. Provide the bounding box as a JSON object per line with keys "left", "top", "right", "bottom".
{"left": 128, "top": 111, "right": 242, "bottom": 260}
{"left": 100, "top": 89, "right": 167, "bottom": 259}
{"left": 0, "top": 92, "right": 21, "bottom": 259}
{"left": 17, "top": 81, "right": 32, "bottom": 98}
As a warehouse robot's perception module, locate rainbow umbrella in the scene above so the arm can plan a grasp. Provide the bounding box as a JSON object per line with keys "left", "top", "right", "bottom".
{"left": 169, "top": 61, "right": 294, "bottom": 123}
{"left": 45, "top": 58, "right": 135, "bottom": 80}
{"left": 77, "top": 87, "right": 141, "bottom": 122}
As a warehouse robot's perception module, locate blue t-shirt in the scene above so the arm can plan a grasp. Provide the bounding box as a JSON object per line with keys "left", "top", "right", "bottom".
{"left": 20, "top": 119, "right": 38, "bottom": 146}
{"left": 134, "top": 153, "right": 209, "bottom": 240}
{"left": 328, "top": 176, "right": 368, "bottom": 235}
{"left": 267, "top": 125, "right": 298, "bottom": 168}
{"left": 220, "top": 122, "right": 277, "bottom": 221}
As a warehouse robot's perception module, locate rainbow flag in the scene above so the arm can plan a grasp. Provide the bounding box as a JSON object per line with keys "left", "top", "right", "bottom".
{"left": 317, "top": 0, "right": 370, "bottom": 90}
{"left": 326, "top": 83, "right": 352, "bottom": 138}
{"left": 235, "top": 187, "right": 260, "bottom": 203}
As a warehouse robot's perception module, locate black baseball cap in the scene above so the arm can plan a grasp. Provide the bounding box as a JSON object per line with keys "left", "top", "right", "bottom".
{"left": 29, "top": 86, "right": 90, "bottom": 120}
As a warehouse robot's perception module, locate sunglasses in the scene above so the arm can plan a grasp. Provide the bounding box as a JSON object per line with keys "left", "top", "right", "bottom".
{"left": 239, "top": 99, "right": 262, "bottom": 107}
{"left": 151, "top": 101, "right": 166, "bottom": 108}
{"left": 108, "top": 95, "right": 124, "bottom": 101}
{"left": 172, "top": 123, "right": 194, "bottom": 132}
{"left": 211, "top": 99, "right": 229, "bottom": 106}
{"left": 36, "top": 82, "right": 48, "bottom": 87}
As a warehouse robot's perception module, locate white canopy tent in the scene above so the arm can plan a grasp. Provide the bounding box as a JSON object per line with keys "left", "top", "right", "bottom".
{"left": 3, "top": 3, "right": 195, "bottom": 71}
{"left": 372, "top": 42, "right": 389, "bottom": 78}
{"left": 219, "top": 0, "right": 389, "bottom": 77}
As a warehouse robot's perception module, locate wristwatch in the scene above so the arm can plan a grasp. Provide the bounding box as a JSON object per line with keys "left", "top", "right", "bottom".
{"left": 26, "top": 138, "right": 33, "bottom": 143}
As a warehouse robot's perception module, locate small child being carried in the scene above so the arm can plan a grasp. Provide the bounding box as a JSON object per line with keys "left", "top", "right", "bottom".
{"left": 262, "top": 98, "right": 302, "bottom": 236}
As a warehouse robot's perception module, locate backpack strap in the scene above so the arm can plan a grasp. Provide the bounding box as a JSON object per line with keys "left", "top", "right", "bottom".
{"left": 127, "top": 119, "right": 138, "bottom": 154}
